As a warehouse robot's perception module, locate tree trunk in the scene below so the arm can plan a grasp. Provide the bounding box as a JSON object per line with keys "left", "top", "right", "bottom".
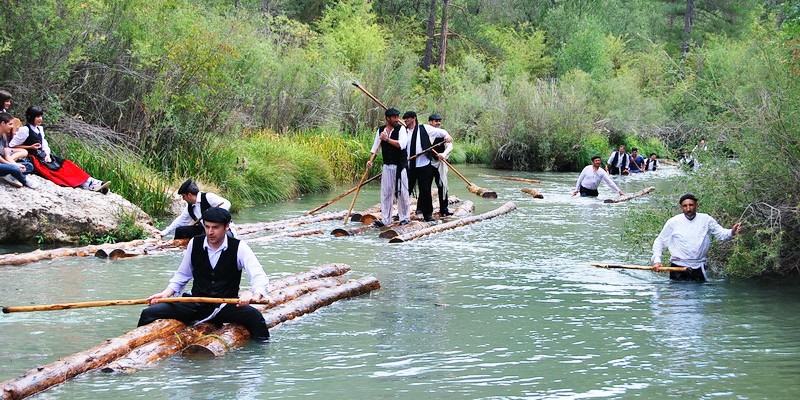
{"left": 438, "top": 0, "right": 450, "bottom": 72}
{"left": 390, "top": 201, "right": 517, "bottom": 243}
{"left": 421, "top": 0, "right": 437, "bottom": 70}
{"left": 521, "top": 188, "right": 544, "bottom": 199}
{"left": 0, "top": 319, "right": 187, "bottom": 400}
{"left": 681, "top": 0, "right": 695, "bottom": 55}
{"left": 603, "top": 187, "right": 655, "bottom": 203}
{"left": 183, "top": 276, "right": 381, "bottom": 358}
{"left": 481, "top": 174, "right": 541, "bottom": 184}
{"left": 236, "top": 210, "right": 348, "bottom": 237}
{"left": 378, "top": 200, "right": 474, "bottom": 239}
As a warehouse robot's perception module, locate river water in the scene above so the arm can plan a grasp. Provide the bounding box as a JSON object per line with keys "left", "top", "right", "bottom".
{"left": 1, "top": 165, "right": 799, "bottom": 399}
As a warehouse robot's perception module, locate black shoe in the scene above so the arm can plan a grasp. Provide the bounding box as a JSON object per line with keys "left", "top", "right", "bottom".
{"left": 392, "top": 215, "right": 399, "bottom": 221}
{"left": 423, "top": 215, "right": 435, "bottom": 222}
{"left": 440, "top": 210, "right": 453, "bottom": 216}
{"left": 373, "top": 220, "right": 386, "bottom": 228}
{"left": 400, "top": 220, "right": 410, "bottom": 225}
{"left": 100, "top": 187, "right": 110, "bottom": 195}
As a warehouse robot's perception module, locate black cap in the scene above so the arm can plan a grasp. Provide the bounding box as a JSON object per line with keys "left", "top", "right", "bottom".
{"left": 679, "top": 193, "right": 698, "bottom": 205}
{"left": 385, "top": 107, "right": 400, "bottom": 117}
{"left": 428, "top": 113, "right": 442, "bottom": 121}
{"left": 177, "top": 179, "right": 198, "bottom": 195}
{"left": 402, "top": 111, "right": 417, "bottom": 119}
{"left": 202, "top": 207, "right": 232, "bottom": 224}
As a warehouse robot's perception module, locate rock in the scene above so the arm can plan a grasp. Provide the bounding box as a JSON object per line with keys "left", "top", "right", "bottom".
{"left": 0, "top": 175, "right": 156, "bottom": 244}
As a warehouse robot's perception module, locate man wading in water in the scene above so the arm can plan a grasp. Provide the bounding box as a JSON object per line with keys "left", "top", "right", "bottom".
{"left": 652, "top": 194, "right": 742, "bottom": 282}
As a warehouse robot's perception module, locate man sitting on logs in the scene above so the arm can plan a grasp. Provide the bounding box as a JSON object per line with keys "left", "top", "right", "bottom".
{"left": 159, "top": 179, "right": 233, "bottom": 239}
{"left": 138, "top": 207, "right": 271, "bottom": 342}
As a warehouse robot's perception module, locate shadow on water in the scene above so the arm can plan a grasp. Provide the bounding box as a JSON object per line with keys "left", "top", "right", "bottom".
{"left": 2, "top": 165, "right": 800, "bottom": 399}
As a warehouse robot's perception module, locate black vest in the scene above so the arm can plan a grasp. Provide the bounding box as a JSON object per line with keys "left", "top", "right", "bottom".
{"left": 21, "top": 124, "right": 43, "bottom": 150}
{"left": 645, "top": 158, "right": 658, "bottom": 171}
{"left": 379, "top": 125, "right": 408, "bottom": 166}
{"left": 189, "top": 236, "right": 242, "bottom": 298}
{"left": 409, "top": 124, "right": 433, "bottom": 169}
{"left": 610, "top": 151, "right": 629, "bottom": 169}
{"left": 188, "top": 193, "right": 212, "bottom": 222}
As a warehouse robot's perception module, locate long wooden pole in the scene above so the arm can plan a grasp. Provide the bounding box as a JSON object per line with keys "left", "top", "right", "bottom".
{"left": 343, "top": 167, "right": 372, "bottom": 225}
{"left": 307, "top": 173, "right": 382, "bottom": 215}
{"left": 2, "top": 296, "right": 271, "bottom": 314}
{"left": 590, "top": 263, "right": 687, "bottom": 272}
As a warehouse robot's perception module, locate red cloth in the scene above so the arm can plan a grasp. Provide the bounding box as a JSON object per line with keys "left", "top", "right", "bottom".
{"left": 31, "top": 156, "right": 90, "bottom": 187}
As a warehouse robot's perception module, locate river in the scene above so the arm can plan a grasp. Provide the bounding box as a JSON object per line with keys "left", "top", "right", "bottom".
{"left": 1, "top": 165, "right": 799, "bottom": 399}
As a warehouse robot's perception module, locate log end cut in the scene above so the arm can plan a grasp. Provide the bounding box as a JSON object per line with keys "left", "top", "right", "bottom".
{"left": 330, "top": 228, "right": 352, "bottom": 237}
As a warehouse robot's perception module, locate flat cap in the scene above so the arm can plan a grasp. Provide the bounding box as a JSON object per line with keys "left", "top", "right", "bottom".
{"left": 202, "top": 207, "right": 232, "bottom": 224}
{"left": 428, "top": 113, "right": 442, "bottom": 121}
{"left": 402, "top": 111, "right": 417, "bottom": 119}
{"left": 385, "top": 107, "right": 400, "bottom": 117}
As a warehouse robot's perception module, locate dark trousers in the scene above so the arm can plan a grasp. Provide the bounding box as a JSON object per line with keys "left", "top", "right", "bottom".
{"left": 408, "top": 164, "right": 435, "bottom": 217}
{"left": 433, "top": 168, "right": 449, "bottom": 214}
{"left": 138, "top": 301, "right": 270, "bottom": 341}
{"left": 579, "top": 185, "right": 599, "bottom": 197}
{"left": 609, "top": 166, "right": 622, "bottom": 175}
{"left": 669, "top": 264, "right": 707, "bottom": 282}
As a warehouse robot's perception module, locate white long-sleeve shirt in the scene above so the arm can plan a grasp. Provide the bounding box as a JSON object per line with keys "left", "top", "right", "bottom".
{"left": 407, "top": 124, "right": 449, "bottom": 168}
{"left": 575, "top": 165, "right": 622, "bottom": 193}
{"left": 161, "top": 192, "right": 232, "bottom": 237}
{"left": 167, "top": 236, "right": 269, "bottom": 298}
{"left": 651, "top": 213, "right": 734, "bottom": 269}
{"left": 370, "top": 125, "right": 409, "bottom": 155}
{"left": 9, "top": 125, "right": 51, "bottom": 156}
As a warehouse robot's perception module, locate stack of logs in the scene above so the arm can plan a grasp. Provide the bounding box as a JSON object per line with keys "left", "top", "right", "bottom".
{"left": 0, "top": 264, "right": 379, "bottom": 400}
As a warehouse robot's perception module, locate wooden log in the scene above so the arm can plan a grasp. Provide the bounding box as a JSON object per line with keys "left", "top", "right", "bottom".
{"left": 331, "top": 224, "right": 380, "bottom": 237}
{"left": 390, "top": 201, "right": 517, "bottom": 243}
{"left": 182, "top": 276, "right": 381, "bottom": 358}
{"left": 481, "top": 174, "right": 542, "bottom": 184}
{"left": 101, "top": 277, "right": 344, "bottom": 373}
{"left": 236, "top": 210, "right": 348, "bottom": 237}
{"left": 0, "top": 319, "right": 186, "bottom": 400}
{"left": 379, "top": 201, "right": 475, "bottom": 239}
{"left": 603, "top": 187, "right": 655, "bottom": 203}
{"left": 467, "top": 183, "right": 498, "bottom": 199}
{"left": 246, "top": 228, "right": 324, "bottom": 244}
{"left": 521, "top": 188, "right": 544, "bottom": 199}
{"left": 268, "top": 263, "right": 351, "bottom": 291}
{"left": 590, "top": 262, "right": 687, "bottom": 272}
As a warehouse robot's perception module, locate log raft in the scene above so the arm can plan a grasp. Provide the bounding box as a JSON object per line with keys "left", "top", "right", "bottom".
{"left": 603, "top": 187, "right": 655, "bottom": 203}
{"left": 183, "top": 276, "right": 381, "bottom": 358}
{"left": 0, "top": 264, "right": 377, "bottom": 399}
{"left": 390, "top": 201, "right": 517, "bottom": 243}
{"left": 378, "top": 201, "right": 475, "bottom": 239}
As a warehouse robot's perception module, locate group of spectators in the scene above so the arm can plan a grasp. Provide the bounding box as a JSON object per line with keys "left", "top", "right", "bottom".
{"left": 0, "top": 90, "right": 110, "bottom": 192}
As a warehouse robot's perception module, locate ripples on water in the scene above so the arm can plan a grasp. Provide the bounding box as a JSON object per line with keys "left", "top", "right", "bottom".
{"left": 2, "top": 166, "right": 800, "bottom": 399}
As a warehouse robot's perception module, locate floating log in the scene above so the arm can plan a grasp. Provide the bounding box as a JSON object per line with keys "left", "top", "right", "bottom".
{"left": 390, "top": 201, "right": 517, "bottom": 243}
{"left": 236, "top": 210, "right": 348, "bottom": 237}
{"left": 521, "top": 188, "right": 544, "bottom": 199}
{"left": 331, "top": 223, "right": 382, "bottom": 237}
{"left": 481, "top": 174, "right": 541, "bottom": 184}
{"left": 101, "top": 277, "right": 343, "bottom": 373}
{"left": 183, "top": 276, "right": 381, "bottom": 359}
{"left": 590, "top": 262, "right": 687, "bottom": 272}
{"left": 378, "top": 201, "right": 475, "bottom": 239}
{"left": 246, "top": 228, "right": 324, "bottom": 244}
{"left": 603, "top": 187, "right": 655, "bottom": 203}
{"left": 0, "top": 319, "right": 187, "bottom": 400}
{"left": 467, "top": 183, "right": 497, "bottom": 199}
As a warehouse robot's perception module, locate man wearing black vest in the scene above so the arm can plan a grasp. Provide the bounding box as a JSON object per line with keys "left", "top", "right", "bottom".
{"left": 159, "top": 179, "right": 232, "bottom": 239}
{"left": 366, "top": 107, "right": 410, "bottom": 227}
{"left": 428, "top": 114, "right": 455, "bottom": 216}
{"left": 606, "top": 145, "right": 630, "bottom": 175}
{"left": 138, "top": 207, "right": 271, "bottom": 342}
{"left": 403, "top": 111, "right": 452, "bottom": 221}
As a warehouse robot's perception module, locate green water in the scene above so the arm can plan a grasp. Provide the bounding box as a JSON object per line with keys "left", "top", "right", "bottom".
{"left": 1, "top": 166, "right": 799, "bottom": 399}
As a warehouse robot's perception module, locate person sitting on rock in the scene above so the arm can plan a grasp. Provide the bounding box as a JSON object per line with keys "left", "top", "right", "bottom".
{"left": 9, "top": 106, "right": 111, "bottom": 193}
{"left": 0, "top": 113, "right": 38, "bottom": 188}
{"left": 159, "top": 179, "right": 234, "bottom": 239}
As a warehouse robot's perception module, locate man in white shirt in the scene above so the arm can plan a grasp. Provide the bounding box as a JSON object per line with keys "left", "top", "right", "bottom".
{"left": 160, "top": 179, "right": 232, "bottom": 239}
{"left": 572, "top": 156, "right": 625, "bottom": 197}
{"left": 606, "top": 145, "right": 629, "bottom": 175}
{"left": 427, "top": 113, "right": 454, "bottom": 216}
{"left": 139, "top": 207, "right": 270, "bottom": 342}
{"left": 366, "top": 107, "right": 410, "bottom": 227}
{"left": 652, "top": 194, "right": 742, "bottom": 281}
{"left": 403, "top": 110, "right": 452, "bottom": 221}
